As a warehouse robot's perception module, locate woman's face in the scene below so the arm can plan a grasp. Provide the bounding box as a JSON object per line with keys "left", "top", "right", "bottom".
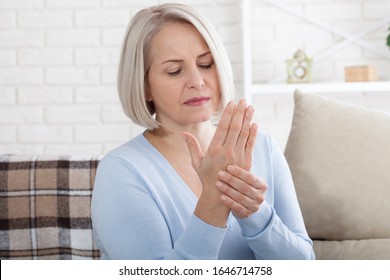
{"left": 147, "top": 21, "right": 221, "bottom": 128}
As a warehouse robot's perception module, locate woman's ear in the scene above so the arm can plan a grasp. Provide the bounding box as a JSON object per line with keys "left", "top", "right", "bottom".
{"left": 145, "top": 92, "right": 153, "bottom": 102}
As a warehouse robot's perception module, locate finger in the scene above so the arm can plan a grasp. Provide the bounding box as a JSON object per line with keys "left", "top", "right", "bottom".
{"left": 236, "top": 105, "right": 254, "bottom": 151}
{"left": 182, "top": 131, "right": 204, "bottom": 169}
{"left": 224, "top": 165, "right": 267, "bottom": 193}
{"left": 243, "top": 122, "right": 258, "bottom": 171}
{"left": 220, "top": 194, "right": 255, "bottom": 219}
{"left": 224, "top": 99, "right": 247, "bottom": 147}
{"left": 217, "top": 169, "right": 264, "bottom": 206}
{"left": 216, "top": 180, "right": 260, "bottom": 213}
{"left": 209, "top": 101, "right": 236, "bottom": 147}
{"left": 246, "top": 122, "right": 258, "bottom": 152}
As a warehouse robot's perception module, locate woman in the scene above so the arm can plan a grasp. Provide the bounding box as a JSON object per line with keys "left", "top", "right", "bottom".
{"left": 91, "top": 3, "right": 315, "bottom": 260}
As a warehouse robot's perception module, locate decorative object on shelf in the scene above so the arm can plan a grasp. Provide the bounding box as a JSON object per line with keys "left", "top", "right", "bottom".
{"left": 345, "top": 65, "right": 378, "bottom": 82}
{"left": 287, "top": 49, "right": 313, "bottom": 84}
{"left": 387, "top": 24, "right": 390, "bottom": 49}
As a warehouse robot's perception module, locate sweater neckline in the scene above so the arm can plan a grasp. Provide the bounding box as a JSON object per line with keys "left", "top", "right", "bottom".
{"left": 137, "top": 132, "right": 199, "bottom": 201}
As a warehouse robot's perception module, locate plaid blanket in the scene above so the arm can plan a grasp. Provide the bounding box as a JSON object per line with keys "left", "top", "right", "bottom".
{"left": 0, "top": 154, "right": 101, "bottom": 259}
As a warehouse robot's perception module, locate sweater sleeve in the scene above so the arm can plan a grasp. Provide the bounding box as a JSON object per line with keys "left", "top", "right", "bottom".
{"left": 235, "top": 136, "right": 315, "bottom": 260}
{"left": 91, "top": 155, "right": 226, "bottom": 260}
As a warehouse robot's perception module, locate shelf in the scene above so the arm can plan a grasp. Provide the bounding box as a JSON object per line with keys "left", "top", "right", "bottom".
{"left": 242, "top": 0, "right": 390, "bottom": 101}
{"left": 251, "top": 81, "right": 390, "bottom": 95}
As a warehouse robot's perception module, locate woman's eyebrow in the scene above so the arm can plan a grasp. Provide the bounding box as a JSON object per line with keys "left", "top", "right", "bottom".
{"left": 161, "top": 51, "right": 212, "bottom": 65}
{"left": 162, "top": 59, "right": 182, "bottom": 65}
{"left": 198, "top": 51, "right": 212, "bottom": 59}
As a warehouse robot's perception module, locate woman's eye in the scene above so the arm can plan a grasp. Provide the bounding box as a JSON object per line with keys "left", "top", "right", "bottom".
{"left": 199, "top": 63, "right": 213, "bottom": 70}
{"left": 167, "top": 69, "right": 181, "bottom": 76}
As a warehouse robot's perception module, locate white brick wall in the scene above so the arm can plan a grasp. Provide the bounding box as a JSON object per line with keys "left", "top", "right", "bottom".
{"left": 0, "top": 0, "right": 389, "bottom": 155}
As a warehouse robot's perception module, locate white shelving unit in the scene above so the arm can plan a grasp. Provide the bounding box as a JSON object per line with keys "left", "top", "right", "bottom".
{"left": 241, "top": 0, "right": 390, "bottom": 103}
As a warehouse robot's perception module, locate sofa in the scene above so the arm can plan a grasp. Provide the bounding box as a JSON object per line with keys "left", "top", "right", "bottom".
{"left": 284, "top": 90, "right": 390, "bottom": 259}
{"left": 0, "top": 155, "right": 101, "bottom": 259}
{"left": 1, "top": 90, "right": 389, "bottom": 260}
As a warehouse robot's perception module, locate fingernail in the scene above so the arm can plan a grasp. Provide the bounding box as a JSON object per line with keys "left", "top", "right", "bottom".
{"left": 227, "top": 165, "right": 235, "bottom": 172}
{"left": 218, "top": 170, "right": 225, "bottom": 177}
{"left": 216, "top": 181, "right": 223, "bottom": 188}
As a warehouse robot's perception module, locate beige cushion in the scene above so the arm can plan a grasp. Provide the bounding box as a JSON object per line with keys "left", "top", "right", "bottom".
{"left": 284, "top": 90, "right": 390, "bottom": 241}
{"left": 313, "top": 239, "right": 390, "bottom": 260}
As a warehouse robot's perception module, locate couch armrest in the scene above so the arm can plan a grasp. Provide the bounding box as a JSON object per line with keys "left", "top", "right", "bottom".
{"left": 0, "top": 154, "right": 101, "bottom": 260}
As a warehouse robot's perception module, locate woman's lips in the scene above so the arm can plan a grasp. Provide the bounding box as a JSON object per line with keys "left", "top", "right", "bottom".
{"left": 183, "top": 97, "right": 210, "bottom": 106}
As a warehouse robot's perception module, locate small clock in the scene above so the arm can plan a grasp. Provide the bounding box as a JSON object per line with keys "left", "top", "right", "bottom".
{"left": 287, "top": 49, "right": 312, "bottom": 83}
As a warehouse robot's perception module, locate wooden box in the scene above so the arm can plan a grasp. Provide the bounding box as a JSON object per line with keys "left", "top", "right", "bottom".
{"left": 345, "top": 65, "right": 378, "bottom": 82}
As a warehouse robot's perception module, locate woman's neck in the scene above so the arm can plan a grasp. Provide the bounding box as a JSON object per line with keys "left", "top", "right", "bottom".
{"left": 145, "top": 121, "right": 216, "bottom": 155}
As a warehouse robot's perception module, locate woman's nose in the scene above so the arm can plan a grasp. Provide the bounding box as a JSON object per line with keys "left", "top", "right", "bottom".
{"left": 186, "top": 67, "right": 205, "bottom": 89}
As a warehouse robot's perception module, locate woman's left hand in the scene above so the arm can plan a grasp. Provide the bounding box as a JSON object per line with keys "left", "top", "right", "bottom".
{"left": 216, "top": 165, "right": 267, "bottom": 219}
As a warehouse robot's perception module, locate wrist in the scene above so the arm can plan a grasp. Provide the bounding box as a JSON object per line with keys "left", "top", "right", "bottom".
{"left": 195, "top": 192, "right": 230, "bottom": 228}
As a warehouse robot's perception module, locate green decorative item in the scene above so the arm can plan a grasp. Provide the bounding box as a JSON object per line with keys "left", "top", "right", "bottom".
{"left": 387, "top": 25, "right": 390, "bottom": 49}
{"left": 287, "top": 49, "right": 312, "bottom": 83}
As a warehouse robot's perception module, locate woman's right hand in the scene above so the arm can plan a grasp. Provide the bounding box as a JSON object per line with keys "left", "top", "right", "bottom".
{"left": 182, "top": 99, "right": 258, "bottom": 227}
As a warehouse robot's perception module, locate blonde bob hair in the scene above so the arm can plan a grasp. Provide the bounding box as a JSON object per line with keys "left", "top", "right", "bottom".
{"left": 117, "top": 3, "right": 235, "bottom": 129}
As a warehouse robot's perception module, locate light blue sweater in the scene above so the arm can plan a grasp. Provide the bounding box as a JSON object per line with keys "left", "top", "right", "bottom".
{"left": 91, "top": 132, "right": 315, "bottom": 260}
